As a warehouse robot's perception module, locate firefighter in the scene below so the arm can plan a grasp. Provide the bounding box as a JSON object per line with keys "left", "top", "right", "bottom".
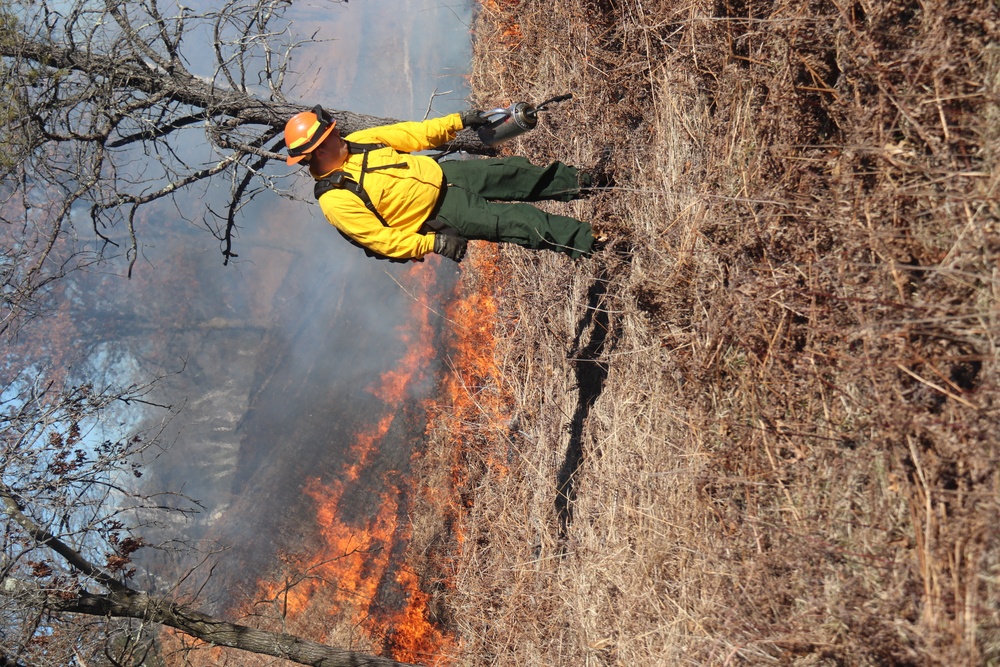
{"left": 283, "top": 105, "right": 607, "bottom": 263}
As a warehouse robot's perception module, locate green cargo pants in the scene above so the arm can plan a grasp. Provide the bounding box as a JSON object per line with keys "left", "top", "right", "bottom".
{"left": 436, "top": 157, "right": 595, "bottom": 258}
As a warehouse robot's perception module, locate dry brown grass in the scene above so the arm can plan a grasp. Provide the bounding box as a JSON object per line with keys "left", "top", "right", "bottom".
{"left": 411, "top": 0, "right": 1000, "bottom": 665}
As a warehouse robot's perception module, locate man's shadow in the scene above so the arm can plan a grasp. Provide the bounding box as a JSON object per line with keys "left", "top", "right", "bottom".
{"left": 555, "top": 262, "right": 620, "bottom": 541}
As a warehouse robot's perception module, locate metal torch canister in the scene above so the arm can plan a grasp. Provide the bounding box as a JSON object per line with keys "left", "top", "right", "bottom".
{"left": 477, "top": 102, "right": 539, "bottom": 147}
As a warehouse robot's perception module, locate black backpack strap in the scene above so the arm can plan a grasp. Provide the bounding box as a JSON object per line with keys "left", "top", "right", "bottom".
{"left": 314, "top": 172, "right": 409, "bottom": 263}
{"left": 314, "top": 172, "right": 389, "bottom": 226}
{"left": 346, "top": 140, "right": 408, "bottom": 173}
{"left": 346, "top": 141, "right": 386, "bottom": 153}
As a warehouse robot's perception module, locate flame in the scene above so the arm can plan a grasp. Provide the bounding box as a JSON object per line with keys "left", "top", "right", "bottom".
{"left": 477, "top": 0, "right": 524, "bottom": 50}
{"left": 500, "top": 25, "right": 523, "bottom": 48}
{"left": 246, "top": 247, "right": 514, "bottom": 666}
{"left": 167, "top": 246, "right": 513, "bottom": 666}
{"left": 418, "top": 245, "right": 514, "bottom": 560}
{"left": 436, "top": 245, "right": 512, "bottom": 448}
{"left": 238, "top": 260, "right": 454, "bottom": 666}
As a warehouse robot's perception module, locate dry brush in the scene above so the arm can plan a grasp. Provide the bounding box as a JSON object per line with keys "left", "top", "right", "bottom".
{"left": 411, "top": 0, "right": 1000, "bottom": 665}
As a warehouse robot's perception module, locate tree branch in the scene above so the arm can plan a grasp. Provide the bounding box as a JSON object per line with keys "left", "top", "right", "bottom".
{"left": 104, "top": 0, "right": 179, "bottom": 75}
{"left": 1, "top": 578, "right": 416, "bottom": 667}
{"left": 106, "top": 111, "right": 208, "bottom": 148}
{"left": 0, "top": 484, "right": 130, "bottom": 594}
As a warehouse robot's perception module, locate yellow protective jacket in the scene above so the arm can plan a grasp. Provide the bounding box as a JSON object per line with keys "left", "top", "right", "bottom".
{"left": 313, "top": 113, "right": 464, "bottom": 260}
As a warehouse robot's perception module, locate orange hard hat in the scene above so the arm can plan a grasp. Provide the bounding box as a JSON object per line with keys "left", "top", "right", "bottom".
{"left": 284, "top": 105, "right": 337, "bottom": 165}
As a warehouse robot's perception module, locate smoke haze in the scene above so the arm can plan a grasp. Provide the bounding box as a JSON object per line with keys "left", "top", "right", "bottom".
{"left": 94, "top": 0, "right": 477, "bottom": 607}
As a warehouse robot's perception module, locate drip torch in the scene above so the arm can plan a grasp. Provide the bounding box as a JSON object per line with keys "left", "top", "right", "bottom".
{"left": 476, "top": 93, "right": 573, "bottom": 147}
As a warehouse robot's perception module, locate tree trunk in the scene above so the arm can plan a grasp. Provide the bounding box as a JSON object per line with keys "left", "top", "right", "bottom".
{"left": 2, "top": 38, "right": 494, "bottom": 155}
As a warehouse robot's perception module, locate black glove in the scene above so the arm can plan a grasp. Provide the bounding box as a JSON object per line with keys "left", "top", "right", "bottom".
{"left": 433, "top": 232, "right": 468, "bottom": 262}
{"left": 459, "top": 109, "right": 488, "bottom": 129}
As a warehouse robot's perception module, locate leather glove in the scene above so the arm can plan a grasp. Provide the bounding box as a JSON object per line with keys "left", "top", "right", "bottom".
{"left": 459, "top": 109, "right": 488, "bottom": 129}
{"left": 433, "top": 232, "right": 468, "bottom": 263}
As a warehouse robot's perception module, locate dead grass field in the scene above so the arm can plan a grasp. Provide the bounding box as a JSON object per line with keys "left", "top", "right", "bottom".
{"left": 411, "top": 0, "right": 1000, "bottom": 665}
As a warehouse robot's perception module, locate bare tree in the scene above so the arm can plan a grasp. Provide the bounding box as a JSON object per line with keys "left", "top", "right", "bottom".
{"left": 0, "top": 371, "right": 416, "bottom": 667}
{"left": 0, "top": 0, "right": 487, "bottom": 319}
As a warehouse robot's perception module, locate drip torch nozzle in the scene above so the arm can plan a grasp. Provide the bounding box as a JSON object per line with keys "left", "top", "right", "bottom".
{"left": 534, "top": 93, "right": 573, "bottom": 112}
{"left": 476, "top": 93, "right": 574, "bottom": 148}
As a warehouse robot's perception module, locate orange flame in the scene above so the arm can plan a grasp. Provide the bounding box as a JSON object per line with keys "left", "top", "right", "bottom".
{"left": 477, "top": 0, "right": 523, "bottom": 50}
{"left": 169, "top": 247, "right": 513, "bottom": 667}
{"left": 417, "top": 245, "right": 514, "bottom": 561}
{"left": 241, "top": 260, "right": 455, "bottom": 666}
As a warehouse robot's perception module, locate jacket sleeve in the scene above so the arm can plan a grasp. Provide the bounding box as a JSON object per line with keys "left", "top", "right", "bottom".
{"left": 319, "top": 191, "right": 437, "bottom": 260}
{"left": 365, "top": 114, "right": 464, "bottom": 153}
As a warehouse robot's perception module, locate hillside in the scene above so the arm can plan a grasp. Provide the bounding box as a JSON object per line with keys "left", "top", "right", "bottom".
{"left": 413, "top": 0, "right": 1000, "bottom": 665}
